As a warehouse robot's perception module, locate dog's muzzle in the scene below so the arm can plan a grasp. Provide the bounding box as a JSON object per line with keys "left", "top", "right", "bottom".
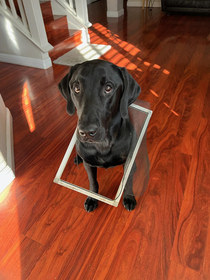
{"left": 77, "top": 122, "right": 105, "bottom": 143}
{"left": 78, "top": 124, "right": 98, "bottom": 140}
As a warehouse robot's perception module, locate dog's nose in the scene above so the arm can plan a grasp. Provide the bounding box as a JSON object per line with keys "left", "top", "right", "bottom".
{"left": 78, "top": 127, "right": 98, "bottom": 138}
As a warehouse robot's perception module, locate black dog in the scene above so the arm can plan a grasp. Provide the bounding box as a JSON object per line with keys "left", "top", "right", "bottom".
{"left": 59, "top": 59, "right": 141, "bottom": 212}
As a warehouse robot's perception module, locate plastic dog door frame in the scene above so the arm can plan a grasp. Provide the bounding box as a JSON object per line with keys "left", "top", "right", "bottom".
{"left": 54, "top": 103, "right": 152, "bottom": 207}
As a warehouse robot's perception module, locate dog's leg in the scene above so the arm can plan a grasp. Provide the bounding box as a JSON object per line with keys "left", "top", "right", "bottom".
{"left": 83, "top": 161, "right": 99, "bottom": 212}
{"left": 123, "top": 163, "right": 137, "bottom": 211}
{"left": 74, "top": 155, "right": 83, "bottom": 164}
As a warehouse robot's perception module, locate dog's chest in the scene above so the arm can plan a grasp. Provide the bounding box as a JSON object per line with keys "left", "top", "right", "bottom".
{"left": 77, "top": 141, "right": 130, "bottom": 168}
{"left": 84, "top": 153, "right": 127, "bottom": 168}
{"left": 95, "top": 152, "right": 128, "bottom": 168}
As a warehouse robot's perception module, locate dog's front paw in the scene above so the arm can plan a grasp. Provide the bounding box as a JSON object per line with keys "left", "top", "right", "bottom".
{"left": 84, "top": 197, "right": 98, "bottom": 212}
{"left": 123, "top": 194, "right": 136, "bottom": 211}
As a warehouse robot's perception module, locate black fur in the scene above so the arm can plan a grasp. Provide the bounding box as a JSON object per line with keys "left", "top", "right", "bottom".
{"left": 59, "top": 59, "right": 141, "bottom": 212}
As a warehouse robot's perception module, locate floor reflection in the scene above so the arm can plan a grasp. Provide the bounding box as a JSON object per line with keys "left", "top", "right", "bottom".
{"left": 22, "top": 82, "right": 35, "bottom": 132}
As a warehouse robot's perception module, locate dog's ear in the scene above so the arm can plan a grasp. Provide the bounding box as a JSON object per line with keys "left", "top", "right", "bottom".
{"left": 119, "top": 67, "right": 141, "bottom": 119}
{"left": 58, "top": 65, "right": 79, "bottom": 115}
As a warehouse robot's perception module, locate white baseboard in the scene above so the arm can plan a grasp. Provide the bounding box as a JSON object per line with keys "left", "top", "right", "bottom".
{"left": 0, "top": 53, "right": 52, "bottom": 69}
{"left": 127, "top": 0, "right": 161, "bottom": 7}
{"left": 107, "top": 8, "right": 124, "bottom": 18}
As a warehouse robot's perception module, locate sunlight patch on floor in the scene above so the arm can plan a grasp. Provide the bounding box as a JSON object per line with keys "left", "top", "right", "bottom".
{"left": 53, "top": 44, "right": 111, "bottom": 66}
{"left": 22, "top": 82, "right": 35, "bottom": 133}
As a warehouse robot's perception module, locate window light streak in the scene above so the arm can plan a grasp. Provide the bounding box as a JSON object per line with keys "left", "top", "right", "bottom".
{"left": 101, "top": 30, "right": 108, "bottom": 35}
{"left": 77, "top": 44, "right": 111, "bottom": 60}
{"left": 91, "top": 23, "right": 170, "bottom": 75}
{"left": 163, "top": 103, "right": 179, "bottom": 116}
{"left": 92, "top": 24, "right": 139, "bottom": 70}
{"left": 113, "top": 38, "right": 121, "bottom": 44}
{"left": 127, "top": 63, "right": 137, "bottom": 70}
{"left": 153, "top": 64, "right": 161, "bottom": 69}
{"left": 22, "top": 82, "right": 35, "bottom": 132}
{"left": 150, "top": 89, "right": 159, "bottom": 97}
{"left": 163, "top": 69, "right": 170, "bottom": 75}
{"left": 5, "top": 19, "right": 19, "bottom": 50}
{"left": 98, "top": 27, "right": 106, "bottom": 32}
{"left": 116, "top": 58, "right": 137, "bottom": 70}
{"left": 124, "top": 44, "right": 134, "bottom": 52}
{"left": 97, "top": 44, "right": 109, "bottom": 50}
{"left": 104, "top": 49, "right": 118, "bottom": 59}
{"left": 108, "top": 53, "right": 124, "bottom": 64}
{"left": 78, "top": 45, "right": 92, "bottom": 55}
{"left": 171, "top": 110, "right": 179, "bottom": 116}
{"left": 100, "top": 25, "right": 106, "bottom": 30}
{"left": 117, "top": 58, "right": 130, "bottom": 67}
{"left": 89, "top": 35, "right": 98, "bottom": 42}
{"left": 94, "top": 39, "right": 104, "bottom": 44}
{"left": 84, "top": 50, "right": 99, "bottom": 60}
{"left": 94, "top": 23, "right": 100, "bottom": 28}
{"left": 130, "top": 47, "right": 140, "bottom": 56}
{"left": 119, "top": 41, "right": 128, "bottom": 48}
{"left": 92, "top": 24, "right": 143, "bottom": 58}
{"left": 103, "top": 33, "right": 110, "bottom": 38}
{"left": 164, "top": 102, "right": 170, "bottom": 108}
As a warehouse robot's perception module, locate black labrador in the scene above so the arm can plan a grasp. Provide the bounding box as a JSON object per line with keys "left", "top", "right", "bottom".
{"left": 59, "top": 59, "right": 141, "bottom": 212}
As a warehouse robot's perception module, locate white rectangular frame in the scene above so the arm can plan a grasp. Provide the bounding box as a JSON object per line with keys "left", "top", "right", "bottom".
{"left": 54, "top": 104, "right": 152, "bottom": 207}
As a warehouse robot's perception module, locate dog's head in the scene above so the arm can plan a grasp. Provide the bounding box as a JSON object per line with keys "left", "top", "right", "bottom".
{"left": 58, "top": 60, "right": 141, "bottom": 143}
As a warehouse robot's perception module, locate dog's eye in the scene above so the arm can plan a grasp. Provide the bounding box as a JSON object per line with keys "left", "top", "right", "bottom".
{"left": 104, "top": 85, "right": 112, "bottom": 94}
{"left": 73, "top": 84, "right": 80, "bottom": 93}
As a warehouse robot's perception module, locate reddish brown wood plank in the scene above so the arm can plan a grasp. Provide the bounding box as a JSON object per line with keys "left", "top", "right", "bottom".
{"left": 168, "top": 261, "right": 202, "bottom": 280}
{"left": 170, "top": 119, "right": 210, "bottom": 272}
{"left": 203, "top": 213, "right": 210, "bottom": 280}
{"left": 75, "top": 151, "right": 191, "bottom": 280}
{"left": 0, "top": 235, "right": 43, "bottom": 280}
{"left": 26, "top": 207, "right": 108, "bottom": 280}
{"left": 0, "top": 2, "right": 210, "bottom": 280}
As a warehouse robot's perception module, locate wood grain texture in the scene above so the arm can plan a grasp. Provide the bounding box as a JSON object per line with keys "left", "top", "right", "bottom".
{"left": 0, "top": 1, "right": 210, "bottom": 279}
{"left": 167, "top": 261, "right": 202, "bottom": 280}
{"left": 170, "top": 119, "right": 210, "bottom": 272}
{"left": 203, "top": 212, "right": 210, "bottom": 280}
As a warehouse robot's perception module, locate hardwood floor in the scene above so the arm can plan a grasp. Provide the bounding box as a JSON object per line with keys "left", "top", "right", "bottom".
{"left": 0, "top": 1, "right": 210, "bottom": 279}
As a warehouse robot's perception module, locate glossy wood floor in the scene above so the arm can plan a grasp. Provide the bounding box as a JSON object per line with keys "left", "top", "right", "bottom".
{"left": 0, "top": 2, "right": 210, "bottom": 279}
